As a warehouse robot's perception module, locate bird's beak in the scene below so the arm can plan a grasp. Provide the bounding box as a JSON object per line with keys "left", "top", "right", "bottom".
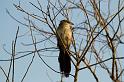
{"left": 70, "top": 22, "right": 74, "bottom": 25}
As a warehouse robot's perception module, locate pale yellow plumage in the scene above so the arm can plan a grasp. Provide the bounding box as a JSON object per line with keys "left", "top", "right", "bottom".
{"left": 56, "top": 20, "right": 73, "bottom": 77}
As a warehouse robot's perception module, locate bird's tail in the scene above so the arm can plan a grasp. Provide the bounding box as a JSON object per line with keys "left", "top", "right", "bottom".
{"left": 58, "top": 49, "right": 71, "bottom": 77}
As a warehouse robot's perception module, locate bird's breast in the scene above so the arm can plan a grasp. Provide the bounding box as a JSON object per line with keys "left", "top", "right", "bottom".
{"left": 57, "top": 25, "right": 72, "bottom": 47}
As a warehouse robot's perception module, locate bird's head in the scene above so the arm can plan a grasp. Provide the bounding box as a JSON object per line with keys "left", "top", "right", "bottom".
{"left": 60, "top": 20, "right": 74, "bottom": 25}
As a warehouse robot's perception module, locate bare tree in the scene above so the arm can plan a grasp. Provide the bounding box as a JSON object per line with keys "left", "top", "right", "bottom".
{"left": 1, "top": 0, "right": 124, "bottom": 82}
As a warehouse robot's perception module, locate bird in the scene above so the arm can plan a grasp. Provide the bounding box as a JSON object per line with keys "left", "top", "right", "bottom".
{"left": 56, "top": 20, "right": 73, "bottom": 77}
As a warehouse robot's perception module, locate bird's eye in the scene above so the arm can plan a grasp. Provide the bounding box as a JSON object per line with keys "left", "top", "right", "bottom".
{"left": 70, "top": 26, "right": 73, "bottom": 30}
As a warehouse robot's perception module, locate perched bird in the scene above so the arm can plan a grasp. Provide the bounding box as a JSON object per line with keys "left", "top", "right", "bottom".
{"left": 56, "top": 20, "right": 73, "bottom": 77}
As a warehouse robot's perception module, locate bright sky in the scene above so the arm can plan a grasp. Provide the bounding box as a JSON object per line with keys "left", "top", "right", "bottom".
{"left": 0, "top": 0, "right": 124, "bottom": 82}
